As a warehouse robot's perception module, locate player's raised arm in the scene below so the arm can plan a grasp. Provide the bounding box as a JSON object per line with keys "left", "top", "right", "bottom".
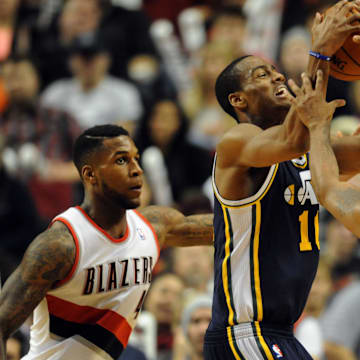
{"left": 137, "top": 206, "right": 213, "bottom": 248}
{"left": 0, "top": 222, "right": 76, "bottom": 359}
{"left": 290, "top": 71, "right": 360, "bottom": 237}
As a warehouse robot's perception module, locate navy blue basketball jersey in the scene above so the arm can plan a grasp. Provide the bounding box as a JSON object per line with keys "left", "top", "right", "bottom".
{"left": 209, "top": 154, "right": 319, "bottom": 331}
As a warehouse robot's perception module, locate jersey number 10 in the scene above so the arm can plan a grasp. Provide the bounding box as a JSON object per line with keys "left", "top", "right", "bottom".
{"left": 298, "top": 210, "right": 320, "bottom": 252}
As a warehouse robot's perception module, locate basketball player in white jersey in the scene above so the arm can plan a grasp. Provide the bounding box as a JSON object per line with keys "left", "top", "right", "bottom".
{"left": 293, "top": 71, "right": 360, "bottom": 238}
{"left": 0, "top": 124, "right": 214, "bottom": 360}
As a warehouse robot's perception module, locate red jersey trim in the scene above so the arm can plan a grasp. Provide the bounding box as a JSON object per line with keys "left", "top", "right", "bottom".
{"left": 46, "top": 294, "right": 132, "bottom": 348}
{"left": 75, "top": 206, "right": 129, "bottom": 243}
{"left": 133, "top": 209, "right": 160, "bottom": 256}
{"left": 50, "top": 217, "right": 80, "bottom": 287}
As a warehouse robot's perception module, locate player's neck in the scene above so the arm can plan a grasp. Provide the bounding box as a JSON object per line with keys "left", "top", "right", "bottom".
{"left": 80, "top": 198, "right": 128, "bottom": 239}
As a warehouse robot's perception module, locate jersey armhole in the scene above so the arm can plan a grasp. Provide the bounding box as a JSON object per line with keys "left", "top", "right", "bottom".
{"left": 133, "top": 209, "right": 160, "bottom": 257}
{"left": 50, "top": 217, "right": 80, "bottom": 288}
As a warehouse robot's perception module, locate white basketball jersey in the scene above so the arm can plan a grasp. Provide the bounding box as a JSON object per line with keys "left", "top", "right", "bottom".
{"left": 23, "top": 206, "right": 159, "bottom": 360}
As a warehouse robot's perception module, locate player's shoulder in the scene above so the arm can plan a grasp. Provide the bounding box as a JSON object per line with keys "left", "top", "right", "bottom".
{"left": 30, "top": 221, "right": 76, "bottom": 256}
{"left": 217, "top": 123, "right": 262, "bottom": 151}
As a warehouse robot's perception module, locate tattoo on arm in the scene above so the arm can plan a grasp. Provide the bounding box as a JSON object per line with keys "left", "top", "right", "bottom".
{"left": 139, "top": 206, "right": 214, "bottom": 247}
{"left": 0, "top": 224, "right": 76, "bottom": 340}
{"left": 165, "top": 213, "right": 214, "bottom": 247}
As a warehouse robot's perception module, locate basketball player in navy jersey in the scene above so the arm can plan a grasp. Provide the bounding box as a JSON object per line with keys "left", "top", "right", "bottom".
{"left": 204, "top": 1, "right": 360, "bottom": 359}
{"left": 0, "top": 125, "right": 214, "bottom": 360}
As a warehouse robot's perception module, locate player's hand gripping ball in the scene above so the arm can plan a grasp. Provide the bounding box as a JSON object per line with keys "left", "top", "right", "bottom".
{"left": 330, "top": 5, "right": 360, "bottom": 81}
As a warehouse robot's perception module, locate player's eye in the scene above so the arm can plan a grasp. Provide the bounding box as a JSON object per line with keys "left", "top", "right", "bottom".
{"left": 116, "top": 157, "right": 126, "bottom": 165}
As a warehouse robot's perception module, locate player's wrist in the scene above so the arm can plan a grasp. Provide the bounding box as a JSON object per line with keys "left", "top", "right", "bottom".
{"left": 309, "top": 50, "right": 332, "bottom": 62}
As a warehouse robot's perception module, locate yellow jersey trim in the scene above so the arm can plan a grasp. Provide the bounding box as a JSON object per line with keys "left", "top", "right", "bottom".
{"left": 227, "top": 327, "right": 243, "bottom": 360}
{"left": 214, "top": 164, "right": 279, "bottom": 209}
{"left": 221, "top": 205, "right": 235, "bottom": 326}
{"left": 253, "top": 202, "right": 263, "bottom": 321}
{"left": 254, "top": 322, "right": 275, "bottom": 360}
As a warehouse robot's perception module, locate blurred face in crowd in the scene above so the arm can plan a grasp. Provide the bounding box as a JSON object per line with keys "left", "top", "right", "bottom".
{"left": 0, "top": 0, "right": 20, "bottom": 21}
{"left": 144, "top": 273, "right": 184, "bottom": 325}
{"left": 60, "top": 0, "right": 102, "bottom": 41}
{"left": 325, "top": 219, "right": 358, "bottom": 265}
{"left": 196, "top": 43, "right": 235, "bottom": 92}
{"left": 208, "top": 15, "right": 246, "bottom": 55}
{"left": 187, "top": 306, "right": 212, "bottom": 357}
{"left": 6, "top": 337, "right": 21, "bottom": 360}
{"left": 69, "top": 52, "right": 110, "bottom": 90}
{"left": 173, "top": 246, "right": 213, "bottom": 291}
{"left": 304, "top": 261, "right": 333, "bottom": 316}
{"left": 280, "top": 35, "right": 310, "bottom": 85}
{"left": 2, "top": 59, "right": 40, "bottom": 104}
{"left": 148, "top": 101, "right": 181, "bottom": 149}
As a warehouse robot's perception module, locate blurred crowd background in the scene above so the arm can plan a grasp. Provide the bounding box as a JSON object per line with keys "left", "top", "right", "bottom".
{"left": 1, "top": 0, "right": 360, "bottom": 359}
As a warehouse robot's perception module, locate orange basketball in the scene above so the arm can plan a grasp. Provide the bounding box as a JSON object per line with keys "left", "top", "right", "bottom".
{"left": 330, "top": 7, "right": 360, "bottom": 81}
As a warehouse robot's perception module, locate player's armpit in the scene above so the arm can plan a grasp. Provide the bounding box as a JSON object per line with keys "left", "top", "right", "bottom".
{"left": 0, "top": 222, "right": 76, "bottom": 342}
{"left": 138, "top": 206, "right": 213, "bottom": 248}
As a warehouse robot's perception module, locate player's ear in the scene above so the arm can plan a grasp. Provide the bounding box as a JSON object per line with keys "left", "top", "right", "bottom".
{"left": 82, "top": 165, "right": 97, "bottom": 185}
{"left": 229, "top": 91, "right": 247, "bottom": 111}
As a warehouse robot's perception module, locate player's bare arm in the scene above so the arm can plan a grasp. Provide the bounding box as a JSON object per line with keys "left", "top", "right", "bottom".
{"left": 0, "top": 222, "right": 76, "bottom": 358}
{"left": 290, "top": 71, "right": 360, "bottom": 237}
{"left": 308, "top": 124, "right": 360, "bottom": 238}
{"left": 216, "top": 107, "right": 308, "bottom": 170}
{"left": 138, "top": 206, "right": 213, "bottom": 248}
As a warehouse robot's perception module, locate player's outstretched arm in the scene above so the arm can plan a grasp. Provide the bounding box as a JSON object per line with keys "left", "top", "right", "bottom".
{"left": 138, "top": 206, "right": 213, "bottom": 248}
{"left": 0, "top": 222, "right": 76, "bottom": 359}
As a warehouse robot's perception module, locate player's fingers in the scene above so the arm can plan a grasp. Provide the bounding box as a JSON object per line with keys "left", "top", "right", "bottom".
{"left": 313, "top": 12, "right": 323, "bottom": 25}
{"left": 330, "top": 99, "right": 346, "bottom": 110}
{"left": 335, "top": 0, "right": 353, "bottom": 13}
{"left": 287, "top": 79, "right": 301, "bottom": 96}
{"left": 314, "top": 70, "right": 323, "bottom": 92}
{"left": 352, "top": 125, "right": 360, "bottom": 136}
{"left": 301, "top": 72, "right": 313, "bottom": 93}
{"left": 336, "top": 130, "right": 344, "bottom": 138}
{"left": 353, "top": 34, "right": 360, "bottom": 43}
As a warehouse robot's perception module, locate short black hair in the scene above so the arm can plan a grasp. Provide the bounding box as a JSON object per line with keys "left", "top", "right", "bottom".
{"left": 215, "top": 55, "right": 251, "bottom": 121}
{"left": 73, "top": 124, "right": 129, "bottom": 176}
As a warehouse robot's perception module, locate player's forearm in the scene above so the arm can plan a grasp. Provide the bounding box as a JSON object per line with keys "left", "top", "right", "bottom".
{"left": 165, "top": 214, "right": 214, "bottom": 247}
{"left": 309, "top": 123, "right": 339, "bottom": 202}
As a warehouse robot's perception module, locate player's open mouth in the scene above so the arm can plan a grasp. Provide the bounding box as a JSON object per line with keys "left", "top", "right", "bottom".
{"left": 275, "top": 86, "right": 288, "bottom": 98}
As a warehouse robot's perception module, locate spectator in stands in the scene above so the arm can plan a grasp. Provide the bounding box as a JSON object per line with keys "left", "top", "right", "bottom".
{"left": 278, "top": 25, "right": 311, "bottom": 86}
{"left": 205, "top": 5, "right": 247, "bottom": 57}
{"left": 135, "top": 98, "right": 212, "bottom": 205}
{"left": 322, "top": 216, "right": 360, "bottom": 292}
{"left": 175, "top": 294, "right": 212, "bottom": 360}
{"left": 180, "top": 41, "right": 236, "bottom": 151}
{"left": 144, "top": 272, "right": 185, "bottom": 360}
{"left": 0, "top": 132, "right": 43, "bottom": 272}
{"left": 172, "top": 246, "right": 213, "bottom": 293}
{"left": 29, "top": 0, "right": 161, "bottom": 87}
{"left": 0, "top": 56, "right": 81, "bottom": 222}
{"left": 29, "top": 0, "right": 104, "bottom": 86}
{"left": 320, "top": 280, "right": 360, "bottom": 360}
{"left": 41, "top": 33, "right": 143, "bottom": 135}
{"left": 295, "top": 259, "right": 333, "bottom": 360}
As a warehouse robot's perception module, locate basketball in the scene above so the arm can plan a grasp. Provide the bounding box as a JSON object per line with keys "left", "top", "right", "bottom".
{"left": 329, "top": 7, "right": 360, "bottom": 81}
